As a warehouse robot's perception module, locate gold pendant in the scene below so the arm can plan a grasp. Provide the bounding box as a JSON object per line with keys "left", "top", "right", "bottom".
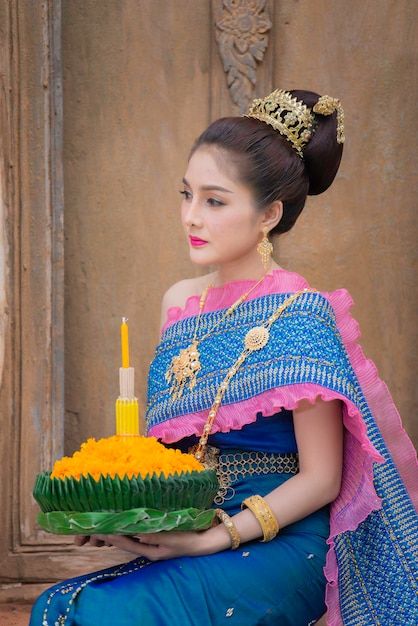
{"left": 244, "top": 326, "right": 270, "bottom": 351}
{"left": 165, "top": 341, "right": 201, "bottom": 399}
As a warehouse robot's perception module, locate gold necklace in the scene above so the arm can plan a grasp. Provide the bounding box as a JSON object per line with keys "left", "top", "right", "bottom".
{"left": 192, "top": 289, "right": 310, "bottom": 462}
{"left": 165, "top": 265, "right": 272, "bottom": 400}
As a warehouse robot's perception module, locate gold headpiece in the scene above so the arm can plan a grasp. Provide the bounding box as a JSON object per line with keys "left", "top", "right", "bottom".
{"left": 312, "top": 95, "right": 345, "bottom": 144}
{"left": 245, "top": 89, "right": 345, "bottom": 157}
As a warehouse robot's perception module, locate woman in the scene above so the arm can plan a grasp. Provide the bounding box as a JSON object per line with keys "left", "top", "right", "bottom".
{"left": 30, "top": 89, "right": 418, "bottom": 625}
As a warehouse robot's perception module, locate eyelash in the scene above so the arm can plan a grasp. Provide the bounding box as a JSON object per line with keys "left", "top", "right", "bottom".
{"left": 179, "top": 190, "right": 225, "bottom": 207}
{"left": 207, "top": 198, "right": 225, "bottom": 207}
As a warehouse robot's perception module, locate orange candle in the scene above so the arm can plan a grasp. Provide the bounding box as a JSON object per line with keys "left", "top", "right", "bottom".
{"left": 121, "top": 317, "right": 130, "bottom": 368}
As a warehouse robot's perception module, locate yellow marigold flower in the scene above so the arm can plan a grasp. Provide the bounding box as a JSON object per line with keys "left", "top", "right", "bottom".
{"left": 50, "top": 435, "right": 204, "bottom": 482}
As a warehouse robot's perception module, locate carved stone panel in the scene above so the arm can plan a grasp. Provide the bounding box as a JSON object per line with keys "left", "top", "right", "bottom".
{"left": 212, "top": 0, "right": 273, "bottom": 116}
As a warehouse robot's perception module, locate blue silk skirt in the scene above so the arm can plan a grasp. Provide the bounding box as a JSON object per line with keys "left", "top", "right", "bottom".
{"left": 30, "top": 471, "right": 329, "bottom": 626}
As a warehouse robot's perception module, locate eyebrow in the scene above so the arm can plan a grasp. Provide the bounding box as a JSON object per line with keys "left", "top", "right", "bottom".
{"left": 182, "top": 177, "right": 233, "bottom": 193}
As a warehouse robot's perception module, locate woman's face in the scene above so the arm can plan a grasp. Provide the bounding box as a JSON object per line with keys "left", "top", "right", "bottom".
{"left": 180, "top": 147, "right": 267, "bottom": 274}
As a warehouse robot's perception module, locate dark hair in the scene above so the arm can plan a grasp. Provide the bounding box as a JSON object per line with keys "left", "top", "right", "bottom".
{"left": 190, "top": 89, "right": 343, "bottom": 235}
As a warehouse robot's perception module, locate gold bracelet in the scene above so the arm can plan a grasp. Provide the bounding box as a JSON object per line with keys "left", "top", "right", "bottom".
{"left": 214, "top": 508, "right": 241, "bottom": 550}
{"left": 241, "top": 495, "right": 279, "bottom": 542}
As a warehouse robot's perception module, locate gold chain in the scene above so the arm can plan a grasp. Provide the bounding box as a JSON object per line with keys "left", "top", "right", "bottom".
{"left": 165, "top": 264, "right": 273, "bottom": 400}
{"left": 192, "top": 289, "right": 310, "bottom": 462}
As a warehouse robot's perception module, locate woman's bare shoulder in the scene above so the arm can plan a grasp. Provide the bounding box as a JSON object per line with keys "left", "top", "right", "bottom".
{"left": 160, "top": 272, "right": 215, "bottom": 328}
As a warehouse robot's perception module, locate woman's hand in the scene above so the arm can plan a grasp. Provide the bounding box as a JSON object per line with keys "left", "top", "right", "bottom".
{"left": 92, "top": 532, "right": 202, "bottom": 561}
{"left": 74, "top": 524, "right": 233, "bottom": 561}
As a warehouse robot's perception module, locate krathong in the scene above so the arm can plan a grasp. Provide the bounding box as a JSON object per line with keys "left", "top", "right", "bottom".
{"left": 50, "top": 435, "right": 205, "bottom": 482}
{"left": 33, "top": 321, "right": 218, "bottom": 535}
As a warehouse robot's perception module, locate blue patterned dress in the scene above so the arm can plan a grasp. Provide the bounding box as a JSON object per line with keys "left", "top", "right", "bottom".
{"left": 30, "top": 270, "right": 418, "bottom": 625}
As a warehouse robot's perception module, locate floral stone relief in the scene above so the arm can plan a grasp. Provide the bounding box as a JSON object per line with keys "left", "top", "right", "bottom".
{"left": 214, "top": 0, "right": 272, "bottom": 113}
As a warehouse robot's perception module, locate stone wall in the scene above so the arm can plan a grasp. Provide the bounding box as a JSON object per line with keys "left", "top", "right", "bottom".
{"left": 62, "top": 0, "right": 417, "bottom": 448}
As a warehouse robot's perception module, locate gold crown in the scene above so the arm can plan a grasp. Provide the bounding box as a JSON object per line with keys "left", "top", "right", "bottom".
{"left": 245, "top": 90, "right": 345, "bottom": 157}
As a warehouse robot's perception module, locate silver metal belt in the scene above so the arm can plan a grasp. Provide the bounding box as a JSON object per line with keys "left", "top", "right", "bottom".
{"left": 204, "top": 446, "right": 299, "bottom": 504}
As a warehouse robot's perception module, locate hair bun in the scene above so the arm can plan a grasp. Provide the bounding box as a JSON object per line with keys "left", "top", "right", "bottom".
{"left": 290, "top": 90, "right": 344, "bottom": 195}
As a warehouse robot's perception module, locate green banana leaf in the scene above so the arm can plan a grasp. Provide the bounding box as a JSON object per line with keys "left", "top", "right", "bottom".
{"left": 33, "top": 469, "right": 219, "bottom": 514}
{"left": 37, "top": 506, "right": 216, "bottom": 535}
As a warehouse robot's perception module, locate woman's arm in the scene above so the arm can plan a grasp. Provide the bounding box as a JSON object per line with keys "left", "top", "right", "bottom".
{"left": 86, "top": 397, "right": 343, "bottom": 559}
{"left": 233, "top": 397, "right": 343, "bottom": 541}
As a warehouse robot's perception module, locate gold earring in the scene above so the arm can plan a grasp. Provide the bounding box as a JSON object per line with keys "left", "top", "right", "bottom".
{"left": 257, "top": 227, "right": 273, "bottom": 269}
